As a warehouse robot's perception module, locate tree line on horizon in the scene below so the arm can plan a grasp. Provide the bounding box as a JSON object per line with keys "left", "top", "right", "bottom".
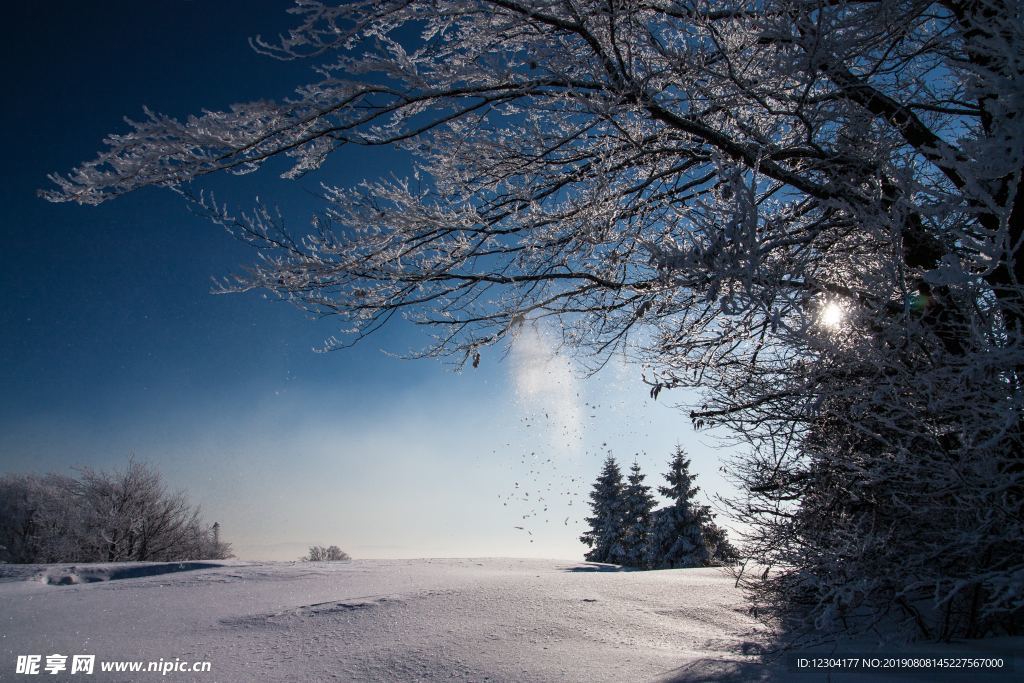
{"left": 0, "top": 459, "right": 232, "bottom": 564}
{"left": 580, "top": 447, "right": 737, "bottom": 569}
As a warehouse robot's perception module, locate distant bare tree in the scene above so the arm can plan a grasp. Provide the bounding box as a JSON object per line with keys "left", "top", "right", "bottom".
{"left": 302, "top": 545, "right": 351, "bottom": 562}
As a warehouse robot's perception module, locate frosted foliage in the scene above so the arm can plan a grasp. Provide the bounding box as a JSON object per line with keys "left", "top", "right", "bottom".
{"left": 644, "top": 507, "right": 709, "bottom": 570}
{"left": 46, "top": 1, "right": 1024, "bottom": 640}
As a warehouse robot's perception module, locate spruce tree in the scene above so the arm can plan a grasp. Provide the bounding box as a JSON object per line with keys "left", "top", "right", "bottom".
{"left": 579, "top": 455, "right": 625, "bottom": 564}
{"left": 701, "top": 522, "right": 739, "bottom": 566}
{"left": 619, "top": 462, "right": 657, "bottom": 568}
{"left": 644, "top": 446, "right": 712, "bottom": 569}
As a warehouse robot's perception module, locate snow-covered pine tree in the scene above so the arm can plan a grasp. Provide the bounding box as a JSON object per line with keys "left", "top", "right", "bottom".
{"left": 619, "top": 462, "right": 658, "bottom": 568}
{"left": 701, "top": 520, "right": 739, "bottom": 567}
{"left": 579, "top": 455, "right": 626, "bottom": 564}
{"left": 645, "top": 447, "right": 709, "bottom": 569}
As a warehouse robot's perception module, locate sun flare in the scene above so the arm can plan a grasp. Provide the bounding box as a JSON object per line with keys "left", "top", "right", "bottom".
{"left": 819, "top": 302, "right": 845, "bottom": 329}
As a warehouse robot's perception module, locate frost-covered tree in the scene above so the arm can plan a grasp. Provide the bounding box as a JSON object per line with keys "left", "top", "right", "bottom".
{"left": 619, "top": 462, "right": 658, "bottom": 567}
{"left": 580, "top": 455, "right": 626, "bottom": 564}
{"left": 44, "top": 0, "right": 1024, "bottom": 639}
{"left": 0, "top": 461, "right": 231, "bottom": 563}
{"left": 645, "top": 446, "right": 712, "bottom": 568}
{"left": 0, "top": 475, "right": 38, "bottom": 563}
{"left": 75, "top": 460, "right": 203, "bottom": 562}
{"left": 194, "top": 521, "right": 234, "bottom": 561}
{"left": 0, "top": 473, "right": 82, "bottom": 563}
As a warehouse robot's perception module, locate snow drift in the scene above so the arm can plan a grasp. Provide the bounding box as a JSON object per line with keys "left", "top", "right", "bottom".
{"left": 1, "top": 559, "right": 1019, "bottom": 681}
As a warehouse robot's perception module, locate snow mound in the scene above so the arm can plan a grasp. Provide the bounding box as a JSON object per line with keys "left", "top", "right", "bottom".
{"left": 561, "top": 561, "right": 639, "bottom": 572}
{"left": 40, "top": 561, "right": 225, "bottom": 585}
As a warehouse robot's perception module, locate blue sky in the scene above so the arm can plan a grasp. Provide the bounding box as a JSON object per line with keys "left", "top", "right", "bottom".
{"left": 0, "top": 0, "right": 736, "bottom": 560}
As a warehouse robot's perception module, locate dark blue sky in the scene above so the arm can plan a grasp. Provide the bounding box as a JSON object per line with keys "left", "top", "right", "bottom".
{"left": 2, "top": 1, "right": 422, "bottom": 425}
{"left": 0, "top": 1, "right": 732, "bottom": 559}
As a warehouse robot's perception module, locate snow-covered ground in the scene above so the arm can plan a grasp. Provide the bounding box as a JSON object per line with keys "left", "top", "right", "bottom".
{"left": 1, "top": 559, "right": 1018, "bottom": 682}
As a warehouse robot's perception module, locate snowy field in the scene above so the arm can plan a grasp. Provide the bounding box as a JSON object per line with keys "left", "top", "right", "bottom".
{"left": 1, "top": 559, "right": 1018, "bottom": 682}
